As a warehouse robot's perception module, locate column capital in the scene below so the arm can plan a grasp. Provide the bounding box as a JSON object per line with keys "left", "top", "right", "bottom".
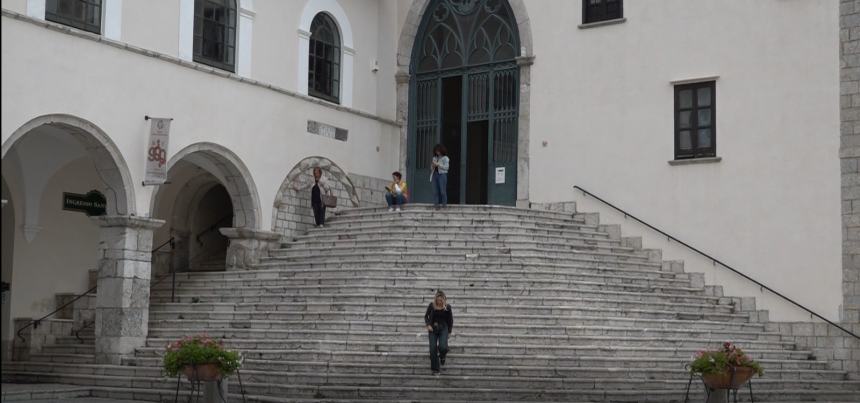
{"left": 219, "top": 227, "right": 280, "bottom": 241}
{"left": 395, "top": 71, "right": 410, "bottom": 84}
{"left": 91, "top": 215, "right": 165, "bottom": 230}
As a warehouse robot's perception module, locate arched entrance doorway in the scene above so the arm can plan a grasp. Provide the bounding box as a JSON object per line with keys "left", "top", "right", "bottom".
{"left": 408, "top": 0, "right": 521, "bottom": 205}
{"left": 150, "top": 143, "right": 261, "bottom": 274}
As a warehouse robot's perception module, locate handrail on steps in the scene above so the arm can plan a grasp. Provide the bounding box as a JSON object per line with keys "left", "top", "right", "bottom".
{"left": 15, "top": 236, "right": 176, "bottom": 343}
{"left": 573, "top": 185, "right": 859, "bottom": 340}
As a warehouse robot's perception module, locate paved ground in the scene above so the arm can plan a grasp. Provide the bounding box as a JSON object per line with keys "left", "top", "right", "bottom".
{"left": 0, "top": 383, "right": 148, "bottom": 403}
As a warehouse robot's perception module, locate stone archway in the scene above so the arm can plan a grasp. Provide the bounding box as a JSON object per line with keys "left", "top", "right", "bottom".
{"left": 3, "top": 114, "right": 162, "bottom": 365}
{"left": 272, "top": 156, "right": 360, "bottom": 241}
{"left": 396, "top": 0, "right": 534, "bottom": 207}
{"left": 2, "top": 114, "right": 136, "bottom": 215}
{"left": 150, "top": 142, "right": 273, "bottom": 271}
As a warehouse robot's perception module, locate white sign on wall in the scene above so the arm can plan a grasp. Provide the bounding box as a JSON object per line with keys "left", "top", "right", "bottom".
{"left": 495, "top": 167, "right": 506, "bottom": 184}
{"left": 144, "top": 117, "right": 172, "bottom": 185}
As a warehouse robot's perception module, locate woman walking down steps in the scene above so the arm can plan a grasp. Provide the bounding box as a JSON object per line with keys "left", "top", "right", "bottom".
{"left": 425, "top": 290, "right": 454, "bottom": 375}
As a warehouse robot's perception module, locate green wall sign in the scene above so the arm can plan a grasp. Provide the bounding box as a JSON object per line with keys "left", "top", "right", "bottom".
{"left": 62, "top": 190, "right": 106, "bottom": 216}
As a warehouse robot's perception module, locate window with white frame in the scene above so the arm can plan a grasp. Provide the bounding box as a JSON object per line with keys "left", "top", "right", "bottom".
{"left": 308, "top": 13, "right": 341, "bottom": 104}
{"left": 45, "top": 0, "right": 102, "bottom": 34}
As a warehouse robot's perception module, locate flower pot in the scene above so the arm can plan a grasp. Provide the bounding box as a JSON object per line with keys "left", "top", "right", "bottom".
{"left": 701, "top": 366, "right": 755, "bottom": 390}
{"left": 182, "top": 363, "right": 221, "bottom": 382}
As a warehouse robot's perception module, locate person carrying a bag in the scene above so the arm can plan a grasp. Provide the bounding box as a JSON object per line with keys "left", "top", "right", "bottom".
{"left": 424, "top": 290, "right": 453, "bottom": 375}
{"left": 310, "top": 167, "right": 332, "bottom": 227}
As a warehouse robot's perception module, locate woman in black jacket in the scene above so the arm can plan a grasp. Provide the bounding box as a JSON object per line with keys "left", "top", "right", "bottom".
{"left": 424, "top": 290, "right": 453, "bottom": 375}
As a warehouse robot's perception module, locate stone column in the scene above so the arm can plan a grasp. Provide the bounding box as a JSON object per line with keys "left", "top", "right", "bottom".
{"left": 515, "top": 55, "right": 535, "bottom": 209}
{"left": 220, "top": 228, "right": 281, "bottom": 270}
{"left": 395, "top": 71, "right": 410, "bottom": 175}
{"left": 92, "top": 215, "right": 164, "bottom": 365}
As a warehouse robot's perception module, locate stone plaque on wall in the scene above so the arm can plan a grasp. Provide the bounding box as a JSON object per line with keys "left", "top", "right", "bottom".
{"left": 307, "top": 120, "right": 348, "bottom": 142}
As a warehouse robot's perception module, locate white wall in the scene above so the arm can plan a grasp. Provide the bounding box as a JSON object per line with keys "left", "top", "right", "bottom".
{"left": 525, "top": 0, "right": 841, "bottom": 320}
{"left": 3, "top": 157, "right": 100, "bottom": 320}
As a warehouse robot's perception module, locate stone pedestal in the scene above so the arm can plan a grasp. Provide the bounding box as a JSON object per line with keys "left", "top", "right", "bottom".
{"left": 92, "top": 215, "right": 164, "bottom": 365}
{"left": 220, "top": 227, "right": 280, "bottom": 270}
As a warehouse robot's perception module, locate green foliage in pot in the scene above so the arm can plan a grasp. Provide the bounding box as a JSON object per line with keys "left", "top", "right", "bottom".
{"left": 689, "top": 342, "right": 764, "bottom": 376}
{"left": 162, "top": 334, "right": 242, "bottom": 377}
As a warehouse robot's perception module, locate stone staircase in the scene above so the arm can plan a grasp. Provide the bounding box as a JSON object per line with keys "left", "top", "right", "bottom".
{"left": 3, "top": 204, "right": 859, "bottom": 402}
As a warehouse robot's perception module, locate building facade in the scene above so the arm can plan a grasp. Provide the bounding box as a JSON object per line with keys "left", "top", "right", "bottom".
{"left": 0, "top": 0, "right": 851, "bottom": 359}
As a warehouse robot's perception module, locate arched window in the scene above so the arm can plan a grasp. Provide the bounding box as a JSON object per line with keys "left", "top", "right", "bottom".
{"left": 308, "top": 13, "right": 341, "bottom": 104}
{"left": 193, "top": 0, "right": 237, "bottom": 72}
{"left": 45, "top": 0, "right": 103, "bottom": 34}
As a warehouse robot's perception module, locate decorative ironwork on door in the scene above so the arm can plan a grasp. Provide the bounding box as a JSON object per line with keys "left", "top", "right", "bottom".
{"left": 409, "top": 0, "right": 520, "bottom": 205}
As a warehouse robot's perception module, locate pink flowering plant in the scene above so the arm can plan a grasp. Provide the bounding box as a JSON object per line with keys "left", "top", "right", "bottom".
{"left": 162, "top": 334, "right": 242, "bottom": 377}
{"left": 689, "top": 342, "right": 764, "bottom": 376}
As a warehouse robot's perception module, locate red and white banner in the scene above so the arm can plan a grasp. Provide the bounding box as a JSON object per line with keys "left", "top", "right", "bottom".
{"left": 144, "top": 117, "right": 171, "bottom": 185}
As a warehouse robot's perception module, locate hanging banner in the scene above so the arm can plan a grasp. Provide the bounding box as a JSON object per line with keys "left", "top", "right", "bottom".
{"left": 144, "top": 117, "right": 171, "bottom": 185}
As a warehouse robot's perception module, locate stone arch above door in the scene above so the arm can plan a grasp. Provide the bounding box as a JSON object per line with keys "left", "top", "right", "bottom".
{"left": 272, "top": 156, "right": 360, "bottom": 241}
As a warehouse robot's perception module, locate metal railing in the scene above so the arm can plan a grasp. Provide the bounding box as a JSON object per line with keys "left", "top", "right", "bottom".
{"left": 15, "top": 236, "right": 176, "bottom": 343}
{"left": 573, "top": 185, "right": 859, "bottom": 340}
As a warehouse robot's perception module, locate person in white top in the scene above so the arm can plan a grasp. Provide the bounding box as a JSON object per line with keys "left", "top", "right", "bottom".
{"left": 385, "top": 171, "right": 409, "bottom": 212}
{"left": 431, "top": 144, "right": 449, "bottom": 208}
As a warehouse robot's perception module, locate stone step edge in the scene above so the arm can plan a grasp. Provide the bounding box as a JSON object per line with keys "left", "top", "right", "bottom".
{"left": 8, "top": 370, "right": 858, "bottom": 388}
{"left": 5, "top": 363, "right": 850, "bottom": 382}
{"left": 144, "top": 311, "right": 763, "bottom": 329}
{"left": 141, "top": 329, "right": 792, "bottom": 347}
{"left": 142, "top": 320, "right": 767, "bottom": 335}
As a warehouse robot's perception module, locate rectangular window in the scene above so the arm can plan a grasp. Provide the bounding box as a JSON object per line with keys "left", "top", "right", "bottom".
{"left": 674, "top": 81, "right": 716, "bottom": 160}
{"left": 46, "top": 0, "right": 102, "bottom": 35}
{"left": 582, "top": 0, "right": 623, "bottom": 24}
{"left": 193, "top": 0, "right": 236, "bottom": 73}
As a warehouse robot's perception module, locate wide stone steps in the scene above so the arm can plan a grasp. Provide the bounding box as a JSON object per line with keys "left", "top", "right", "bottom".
{"left": 147, "top": 293, "right": 733, "bottom": 316}
{"left": 149, "top": 287, "right": 724, "bottom": 309}
{"left": 133, "top": 338, "right": 810, "bottom": 360}
{"left": 158, "top": 266, "right": 691, "bottom": 289}
{"left": 146, "top": 301, "right": 749, "bottom": 323}
{"left": 142, "top": 327, "right": 794, "bottom": 351}
{"left": 332, "top": 205, "right": 585, "bottom": 221}
{"left": 11, "top": 205, "right": 858, "bottom": 402}
{"left": 269, "top": 244, "right": 650, "bottom": 262}
{"left": 320, "top": 215, "right": 597, "bottom": 232}
{"left": 6, "top": 365, "right": 858, "bottom": 395}
{"left": 262, "top": 251, "right": 661, "bottom": 270}
{"left": 6, "top": 369, "right": 859, "bottom": 402}
{"left": 145, "top": 311, "right": 764, "bottom": 332}
{"left": 8, "top": 360, "right": 846, "bottom": 382}
{"left": 289, "top": 232, "right": 625, "bottom": 249}
{"left": 122, "top": 355, "right": 835, "bottom": 375}
{"left": 143, "top": 319, "right": 779, "bottom": 341}
{"left": 270, "top": 248, "right": 654, "bottom": 268}
{"left": 150, "top": 280, "right": 714, "bottom": 302}
{"left": 304, "top": 223, "right": 609, "bottom": 241}
{"left": 281, "top": 232, "right": 638, "bottom": 254}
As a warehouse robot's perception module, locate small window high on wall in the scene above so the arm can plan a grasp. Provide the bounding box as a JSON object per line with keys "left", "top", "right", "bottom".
{"left": 308, "top": 13, "right": 341, "bottom": 104}
{"left": 193, "top": 0, "right": 237, "bottom": 72}
{"left": 675, "top": 81, "right": 716, "bottom": 160}
{"left": 582, "top": 0, "right": 623, "bottom": 24}
{"left": 46, "top": 0, "right": 102, "bottom": 34}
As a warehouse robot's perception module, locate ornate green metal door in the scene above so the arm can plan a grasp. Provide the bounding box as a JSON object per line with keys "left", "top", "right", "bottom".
{"left": 408, "top": 0, "right": 520, "bottom": 205}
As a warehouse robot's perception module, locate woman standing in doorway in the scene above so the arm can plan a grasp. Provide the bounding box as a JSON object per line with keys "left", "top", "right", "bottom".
{"left": 310, "top": 167, "right": 330, "bottom": 227}
{"left": 431, "top": 144, "right": 449, "bottom": 208}
{"left": 424, "top": 290, "right": 453, "bottom": 375}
